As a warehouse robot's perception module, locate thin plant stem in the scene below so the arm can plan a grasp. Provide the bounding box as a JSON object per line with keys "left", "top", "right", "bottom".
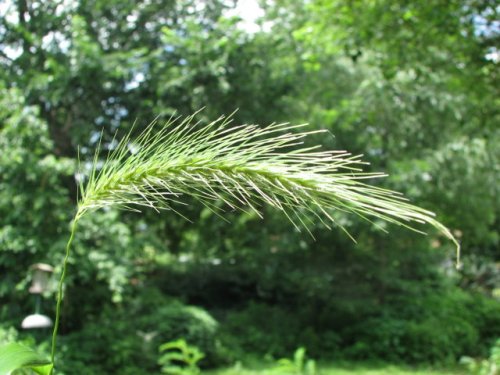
{"left": 50, "top": 216, "right": 79, "bottom": 372}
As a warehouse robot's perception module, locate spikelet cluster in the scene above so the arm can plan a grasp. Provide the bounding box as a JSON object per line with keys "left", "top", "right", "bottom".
{"left": 77, "top": 113, "right": 460, "bottom": 265}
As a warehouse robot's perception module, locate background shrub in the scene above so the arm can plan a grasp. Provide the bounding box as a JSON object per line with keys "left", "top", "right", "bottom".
{"left": 57, "top": 288, "right": 220, "bottom": 374}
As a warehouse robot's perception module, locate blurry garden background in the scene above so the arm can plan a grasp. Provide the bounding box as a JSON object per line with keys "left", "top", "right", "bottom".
{"left": 0, "top": 0, "right": 499, "bottom": 374}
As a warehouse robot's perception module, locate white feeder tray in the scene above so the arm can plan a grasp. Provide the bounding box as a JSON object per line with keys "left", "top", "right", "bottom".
{"left": 21, "top": 313, "right": 53, "bottom": 329}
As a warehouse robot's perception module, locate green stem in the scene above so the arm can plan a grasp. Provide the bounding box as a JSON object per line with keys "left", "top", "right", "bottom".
{"left": 50, "top": 216, "right": 79, "bottom": 372}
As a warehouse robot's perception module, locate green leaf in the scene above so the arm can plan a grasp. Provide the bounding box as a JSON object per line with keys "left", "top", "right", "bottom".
{"left": 0, "top": 343, "right": 53, "bottom": 375}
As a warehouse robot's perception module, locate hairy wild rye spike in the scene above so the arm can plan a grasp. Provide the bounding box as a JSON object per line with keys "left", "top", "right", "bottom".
{"left": 77, "top": 114, "right": 459, "bottom": 258}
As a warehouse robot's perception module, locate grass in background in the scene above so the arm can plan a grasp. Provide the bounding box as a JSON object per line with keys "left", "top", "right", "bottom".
{"left": 206, "top": 362, "right": 465, "bottom": 375}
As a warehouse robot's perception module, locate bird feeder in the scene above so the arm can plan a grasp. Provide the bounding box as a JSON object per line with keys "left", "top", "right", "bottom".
{"left": 28, "top": 263, "right": 54, "bottom": 294}
{"left": 22, "top": 263, "right": 54, "bottom": 329}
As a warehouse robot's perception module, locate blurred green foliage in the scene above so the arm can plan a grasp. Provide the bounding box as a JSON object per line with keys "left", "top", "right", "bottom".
{"left": 270, "top": 347, "right": 317, "bottom": 375}
{"left": 460, "top": 338, "right": 500, "bottom": 375}
{"left": 0, "top": 0, "right": 498, "bottom": 373}
{"left": 55, "top": 288, "right": 219, "bottom": 374}
{"left": 159, "top": 338, "right": 205, "bottom": 375}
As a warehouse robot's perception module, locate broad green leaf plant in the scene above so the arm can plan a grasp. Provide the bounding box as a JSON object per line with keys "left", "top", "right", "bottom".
{"left": 158, "top": 339, "right": 204, "bottom": 375}
{"left": 0, "top": 113, "right": 460, "bottom": 374}
{"left": 0, "top": 343, "right": 52, "bottom": 375}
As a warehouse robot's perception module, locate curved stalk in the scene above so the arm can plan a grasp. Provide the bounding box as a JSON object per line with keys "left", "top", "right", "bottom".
{"left": 50, "top": 216, "right": 79, "bottom": 372}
